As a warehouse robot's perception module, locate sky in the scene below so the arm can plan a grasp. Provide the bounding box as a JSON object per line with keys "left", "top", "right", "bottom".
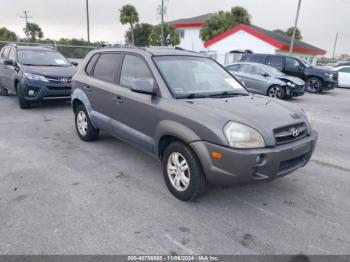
{"left": 0, "top": 0, "right": 349, "bottom": 57}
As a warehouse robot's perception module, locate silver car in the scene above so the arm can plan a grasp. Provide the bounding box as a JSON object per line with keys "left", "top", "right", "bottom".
{"left": 226, "top": 62, "right": 305, "bottom": 99}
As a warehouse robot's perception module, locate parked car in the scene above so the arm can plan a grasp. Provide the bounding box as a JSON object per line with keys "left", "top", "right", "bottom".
{"left": 0, "top": 44, "right": 78, "bottom": 109}
{"left": 241, "top": 54, "right": 338, "bottom": 93}
{"left": 226, "top": 62, "right": 305, "bottom": 99}
{"left": 333, "top": 66, "right": 350, "bottom": 88}
{"left": 72, "top": 47, "right": 317, "bottom": 201}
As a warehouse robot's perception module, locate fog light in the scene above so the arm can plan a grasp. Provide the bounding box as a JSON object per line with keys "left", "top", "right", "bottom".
{"left": 256, "top": 154, "right": 266, "bottom": 165}
{"left": 28, "top": 90, "right": 35, "bottom": 96}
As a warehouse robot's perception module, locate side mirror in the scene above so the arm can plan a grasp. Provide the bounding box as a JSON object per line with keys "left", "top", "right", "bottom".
{"left": 71, "top": 61, "right": 79, "bottom": 66}
{"left": 3, "top": 59, "right": 14, "bottom": 66}
{"left": 262, "top": 73, "right": 269, "bottom": 77}
{"left": 131, "top": 80, "right": 157, "bottom": 96}
{"left": 298, "top": 65, "right": 305, "bottom": 71}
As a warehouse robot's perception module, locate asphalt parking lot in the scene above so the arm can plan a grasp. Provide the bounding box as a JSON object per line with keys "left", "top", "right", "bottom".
{"left": 0, "top": 89, "right": 350, "bottom": 255}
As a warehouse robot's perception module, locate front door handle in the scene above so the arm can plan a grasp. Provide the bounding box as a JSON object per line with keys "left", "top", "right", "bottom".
{"left": 113, "top": 96, "right": 123, "bottom": 104}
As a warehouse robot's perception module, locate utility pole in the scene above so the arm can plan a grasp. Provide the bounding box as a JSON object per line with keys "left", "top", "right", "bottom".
{"left": 86, "top": 0, "right": 90, "bottom": 43}
{"left": 20, "top": 10, "right": 32, "bottom": 42}
{"left": 289, "top": 0, "right": 302, "bottom": 54}
{"left": 160, "top": 0, "right": 165, "bottom": 46}
{"left": 332, "top": 32, "right": 339, "bottom": 59}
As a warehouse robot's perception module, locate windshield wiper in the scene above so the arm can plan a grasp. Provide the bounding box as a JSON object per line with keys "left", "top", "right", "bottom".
{"left": 179, "top": 93, "right": 209, "bottom": 99}
{"left": 207, "top": 91, "right": 248, "bottom": 98}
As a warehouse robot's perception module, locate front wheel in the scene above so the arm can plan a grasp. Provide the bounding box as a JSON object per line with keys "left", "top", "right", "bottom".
{"left": 162, "top": 141, "right": 207, "bottom": 201}
{"left": 306, "top": 77, "right": 322, "bottom": 93}
{"left": 75, "top": 104, "right": 99, "bottom": 141}
{"left": 17, "top": 83, "right": 30, "bottom": 109}
{"left": 267, "top": 85, "right": 285, "bottom": 99}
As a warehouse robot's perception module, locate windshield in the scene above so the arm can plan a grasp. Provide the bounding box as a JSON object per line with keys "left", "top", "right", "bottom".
{"left": 257, "top": 64, "right": 286, "bottom": 77}
{"left": 18, "top": 50, "right": 71, "bottom": 66}
{"left": 153, "top": 56, "right": 248, "bottom": 98}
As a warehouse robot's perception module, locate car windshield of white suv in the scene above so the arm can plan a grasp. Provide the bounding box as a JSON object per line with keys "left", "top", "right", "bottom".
{"left": 18, "top": 50, "right": 71, "bottom": 66}
{"left": 154, "top": 56, "right": 248, "bottom": 98}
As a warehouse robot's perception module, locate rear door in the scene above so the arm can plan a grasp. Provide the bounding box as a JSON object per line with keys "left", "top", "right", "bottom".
{"left": 84, "top": 52, "right": 124, "bottom": 131}
{"left": 284, "top": 57, "right": 305, "bottom": 79}
{"left": 0, "top": 47, "right": 11, "bottom": 89}
{"left": 266, "top": 56, "right": 284, "bottom": 72}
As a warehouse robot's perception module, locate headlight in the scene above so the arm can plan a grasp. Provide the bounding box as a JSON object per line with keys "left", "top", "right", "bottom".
{"left": 287, "top": 82, "right": 292, "bottom": 86}
{"left": 304, "top": 112, "right": 315, "bottom": 130}
{"left": 224, "top": 122, "right": 265, "bottom": 149}
{"left": 325, "top": 72, "right": 334, "bottom": 79}
{"left": 24, "top": 73, "right": 49, "bottom": 82}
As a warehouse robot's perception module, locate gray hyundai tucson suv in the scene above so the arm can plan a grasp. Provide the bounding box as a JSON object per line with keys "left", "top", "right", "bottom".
{"left": 71, "top": 47, "right": 317, "bottom": 201}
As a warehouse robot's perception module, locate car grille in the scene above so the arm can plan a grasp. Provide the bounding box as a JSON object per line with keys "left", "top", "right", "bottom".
{"left": 46, "top": 85, "right": 71, "bottom": 91}
{"left": 279, "top": 154, "right": 308, "bottom": 173}
{"left": 274, "top": 123, "right": 307, "bottom": 145}
{"left": 46, "top": 76, "right": 72, "bottom": 84}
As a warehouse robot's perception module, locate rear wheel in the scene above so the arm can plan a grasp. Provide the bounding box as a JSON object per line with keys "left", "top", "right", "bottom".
{"left": 75, "top": 104, "right": 99, "bottom": 141}
{"left": 267, "top": 85, "right": 285, "bottom": 99}
{"left": 306, "top": 77, "right": 322, "bottom": 93}
{"left": 162, "top": 141, "right": 207, "bottom": 201}
{"left": 17, "top": 83, "right": 30, "bottom": 109}
{"left": 0, "top": 87, "right": 9, "bottom": 96}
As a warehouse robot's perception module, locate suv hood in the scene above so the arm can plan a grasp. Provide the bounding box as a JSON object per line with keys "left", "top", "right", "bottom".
{"left": 181, "top": 95, "right": 309, "bottom": 146}
{"left": 306, "top": 66, "right": 336, "bottom": 74}
{"left": 20, "top": 65, "right": 77, "bottom": 77}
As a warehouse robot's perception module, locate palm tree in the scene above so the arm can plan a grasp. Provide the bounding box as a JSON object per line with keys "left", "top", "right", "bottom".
{"left": 120, "top": 5, "right": 139, "bottom": 45}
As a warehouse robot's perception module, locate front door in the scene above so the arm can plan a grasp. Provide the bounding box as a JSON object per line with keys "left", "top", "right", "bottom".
{"left": 338, "top": 67, "right": 350, "bottom": 87}
{"left": 284, "top": 57, "right": 305, "bottom": 79}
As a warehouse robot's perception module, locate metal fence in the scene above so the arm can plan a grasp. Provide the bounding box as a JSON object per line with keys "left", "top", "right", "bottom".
{"left": 0, "top": 40, "right": 95, "bottom": 59}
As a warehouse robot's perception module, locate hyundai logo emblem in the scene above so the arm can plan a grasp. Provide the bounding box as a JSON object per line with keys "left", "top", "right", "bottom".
{"left": 60, "top": 78, "right": 68, "bottom": 84}
{"left": 291, "top": 128, "right": 299, "bottom": 137}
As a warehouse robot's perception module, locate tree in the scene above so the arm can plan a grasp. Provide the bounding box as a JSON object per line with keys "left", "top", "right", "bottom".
{"left": 0, "top": 27, "right": 18, "bottom": 41}
{"left": 285, "top": 27, "right": 303, "bottom": 40}
{"left": 149, "top": 23, "right": 180, "bottom": 46}
{"left": 24, "top": 23, "right": 44, "bottom": 42}
{"left": 125, "top": 23, "right": 153, "bottom": 46}
{"left": 200, "top": 6, "right": 251, "bottom": 41}
{"left": 120, "top": 5, "right": 139, "bottom": 45}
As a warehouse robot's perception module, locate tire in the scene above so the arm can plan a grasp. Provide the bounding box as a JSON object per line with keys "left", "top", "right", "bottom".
{"left": 17, "top": 83, "right": 30, "bottom": 109}
{"left": 0, "top": 87, "right": 9, "bottom": 96}
{"left": 75, "top": 104, "right": 99, "bottom": 141}
{"left": 162, "top": 141, "right": 207, "bottom": 201}
{"left": 306, "top": 77, "right": 322, "bottom": 93}
{"left": 267, "top": 85, "right": 285, "bottom": 99}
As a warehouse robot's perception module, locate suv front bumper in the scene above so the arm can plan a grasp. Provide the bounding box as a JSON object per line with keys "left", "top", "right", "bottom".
{"left": 21, "top": 79, "right": 71, "bottom": 102}
{"left": 323, "top": 79, "right": 338, "bottom": 91}
{"left": 190, "top": 131, "right": 317, "bottom": 186}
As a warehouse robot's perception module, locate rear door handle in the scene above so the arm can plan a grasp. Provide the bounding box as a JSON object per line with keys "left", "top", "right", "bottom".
{"left": 113, "top": 96, "right": 123, "bottom": 104}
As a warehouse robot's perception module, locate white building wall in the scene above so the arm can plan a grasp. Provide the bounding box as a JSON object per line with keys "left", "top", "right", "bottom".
{"left": 176, "top": 28, "right": 205, "bottom": 51}
{"left": 206, "top": 30, "right": 276, "bottom": 64}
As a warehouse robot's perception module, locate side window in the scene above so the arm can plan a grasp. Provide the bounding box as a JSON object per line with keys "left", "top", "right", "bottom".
{"left": 8, "top": 48, "right": 16, "bottom": 61}
{"left": 93, "top": 53, "right": 123, "bottom": 83}
{"left": 227, "top": 64, "right": 240, "bottom": 72}
{"left": 250, "top": 66, "right": 265, "bottom": 76}
{"left": 85, "top": 54, "right": 100, "bottom": 75}
{"left": 339, "top": 67, "right": 350, "bottom": 73}
{"left": 120, "top": 55, "right": 154, "bottom": 88}
{"left": 1, "top": 47, "right": 10, "bottom": 59}
{"left": 285, "top": 57, "right": 301, "bottom": 67}
{"left": 267, "top": 56, "right": 283, "bottom": 67}
{"left": 240, "top": 64, "right": 253, "bottom": 74}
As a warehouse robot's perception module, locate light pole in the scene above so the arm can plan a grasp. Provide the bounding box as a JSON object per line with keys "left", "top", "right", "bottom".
{"left": 332, "top": 32, "right": 339, "bottom": 59}
{"left": 86, "top": 0, "right": 90, "bottom": 43}
{"left": 160, "top": 0, "right": 165, "bottom": 46}
{"left": 289, "top": 0, "right": 302, "bottom": 54}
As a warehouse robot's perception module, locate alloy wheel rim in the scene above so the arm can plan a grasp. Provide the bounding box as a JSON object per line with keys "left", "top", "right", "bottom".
{"left": 167, "top": 152, "right": 190, "bottom": 192}
{"left": 307, "top": 79, "right": 320, "bottom": 92}
{"left": 77, "top": 111, "right": 88, "bottom": 136}
{"left": 269, "top": 86, "right": 282, "bottom": 98}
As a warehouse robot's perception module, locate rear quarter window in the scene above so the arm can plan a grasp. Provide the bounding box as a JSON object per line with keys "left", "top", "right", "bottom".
{"left": 85, "top": 54, "right": 100, "bottom": 75}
